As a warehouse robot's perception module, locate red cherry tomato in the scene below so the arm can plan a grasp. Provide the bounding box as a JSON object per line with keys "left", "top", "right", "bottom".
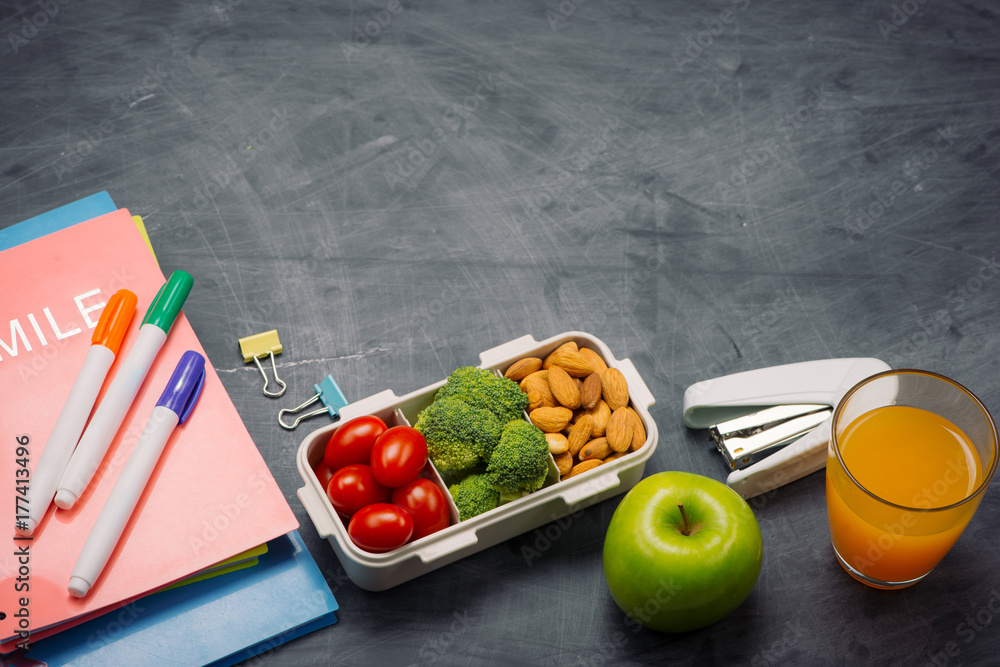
{"left": 326, "top": 464, "right": 391, "bottom": 518}
{"left": 324, "top": 415, "right": 388, "bottom": 471}
{"left": 348, "top": 503, "right": 414, "bottom": 553}
{"left": 313, "top": 461, "right": 334, "bottom": 489}
{"left": 370, "top": 426, "right": 428, "bottom": 488}
{"left": 391, "top": 478, "right": 450, "bottom": 540}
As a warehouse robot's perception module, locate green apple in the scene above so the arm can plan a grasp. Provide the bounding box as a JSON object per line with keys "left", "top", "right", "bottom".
{"left": 603, "top": 471, "right": 763, "bottom": 633}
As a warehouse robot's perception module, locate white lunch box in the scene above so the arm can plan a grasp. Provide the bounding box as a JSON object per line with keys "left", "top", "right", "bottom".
{"left": 295, "top": 332, "right": 658, "bottom": 591}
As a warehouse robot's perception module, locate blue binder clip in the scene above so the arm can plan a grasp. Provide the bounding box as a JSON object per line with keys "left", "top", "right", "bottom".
{"left": 278, "top": 375, "right": 349, "bottom": 430}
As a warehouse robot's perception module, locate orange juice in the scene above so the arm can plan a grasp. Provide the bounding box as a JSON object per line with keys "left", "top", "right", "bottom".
{"left": 826, "top": 405, "right": 983, "bottom": 587}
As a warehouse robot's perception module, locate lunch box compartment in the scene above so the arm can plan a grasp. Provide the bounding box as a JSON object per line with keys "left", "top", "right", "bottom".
{"left": 296, "top": 332, "right": 658, "bottom": 591}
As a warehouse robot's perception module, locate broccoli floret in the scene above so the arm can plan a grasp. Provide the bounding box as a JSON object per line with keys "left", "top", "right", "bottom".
{"left": 415, "top": 397, "right": 502, "bottom": 473}
{"left": 485, "top": 420, "right": 551, "bottom": 497}
{"left": 449, "top": 473, "right": 500, "bottom": 521}
{"left": 435, "top": 366, "right": 529, "bottom": 424}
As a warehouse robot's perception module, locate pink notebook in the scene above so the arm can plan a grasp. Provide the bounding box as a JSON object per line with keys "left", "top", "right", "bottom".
{"left": 0, "top": 209, "right": 298, "bottom": 644}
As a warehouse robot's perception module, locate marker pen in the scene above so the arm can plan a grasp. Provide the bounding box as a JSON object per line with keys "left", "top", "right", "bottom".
{"left": 55, "top": 270, "right": 193, "bottom": 510}
{"left": 18, "top": 289, "right": 137, "bottom": 536}
{"left": 69, "top": 350, "right": 206, "bottom": 597}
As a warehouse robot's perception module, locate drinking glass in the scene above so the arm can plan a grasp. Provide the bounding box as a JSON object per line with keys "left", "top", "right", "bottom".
{"left": 826, "top": 370, "right": 997, "bottom": 589}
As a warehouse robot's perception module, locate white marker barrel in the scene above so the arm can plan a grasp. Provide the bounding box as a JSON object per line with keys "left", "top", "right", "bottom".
{"left": 21, "top": 344, "right": 116, "bottom": 535}
{"left": 55, "top": 323, "right": 167, "bottom": 510}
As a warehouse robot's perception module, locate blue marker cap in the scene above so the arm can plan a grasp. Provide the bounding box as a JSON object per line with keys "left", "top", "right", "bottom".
{"left": 156, "top": 350, "right": 207, "bottom": 424}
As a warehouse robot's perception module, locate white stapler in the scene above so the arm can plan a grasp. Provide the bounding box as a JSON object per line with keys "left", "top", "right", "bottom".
{"left": 683, "top": 358, "right": 890, "bottom": 499}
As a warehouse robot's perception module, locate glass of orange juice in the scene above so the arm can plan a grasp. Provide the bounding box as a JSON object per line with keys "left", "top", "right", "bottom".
{"left": 826, "top": 369, "right": 997, "bottom": 589}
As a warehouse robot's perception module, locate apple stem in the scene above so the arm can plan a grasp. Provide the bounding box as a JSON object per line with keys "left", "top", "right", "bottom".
{"left": 678, "top": 503, "right": 691, "bottom": 536}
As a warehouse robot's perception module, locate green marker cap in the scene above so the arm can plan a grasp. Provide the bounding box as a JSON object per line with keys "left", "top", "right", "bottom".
{"left": 142, "top": 270, "right": 194, "bottom": 331}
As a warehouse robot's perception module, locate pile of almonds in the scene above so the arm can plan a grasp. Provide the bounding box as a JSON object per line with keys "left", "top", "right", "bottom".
{"left": 504, "top": 341, "right": 646, "bottom": 482}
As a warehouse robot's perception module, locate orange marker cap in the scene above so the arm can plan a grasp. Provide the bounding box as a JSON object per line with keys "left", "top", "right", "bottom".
{"left": 91, "top": 289, "right": 138, "bottom": 355}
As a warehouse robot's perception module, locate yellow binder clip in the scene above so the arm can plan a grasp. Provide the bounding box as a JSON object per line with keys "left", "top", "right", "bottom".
{"left": 239, "top": 330, "right": 287, "bottom": 398}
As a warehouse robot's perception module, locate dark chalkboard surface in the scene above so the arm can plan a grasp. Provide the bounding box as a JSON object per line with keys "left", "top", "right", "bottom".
{"left": 3, "top": 0, "right": 1000, "bottom": 664}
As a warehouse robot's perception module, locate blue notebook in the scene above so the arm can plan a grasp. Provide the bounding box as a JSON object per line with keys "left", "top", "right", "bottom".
{"left": 0, "top": 191, "right": 116, "bottom": 249}
{"left": 20, "top": 531, "right": 338, "bottom": 667}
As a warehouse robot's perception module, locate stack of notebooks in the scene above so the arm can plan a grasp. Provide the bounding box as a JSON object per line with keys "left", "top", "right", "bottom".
{"left": 0, "top": 193, "right": 339, "bottom": 666}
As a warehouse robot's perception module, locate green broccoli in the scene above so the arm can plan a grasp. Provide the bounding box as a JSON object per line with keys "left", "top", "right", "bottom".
{"left": 449, "top": 473, "right": 500, "bottom": 521}
{"left": 435, "top": 366, "right": 529, "bottom": 424}
{"left": 485, "top": 419, "right": 551, "bottom": 497}
{"left": 415, "top": 397, "right": 502, "bottom": 473}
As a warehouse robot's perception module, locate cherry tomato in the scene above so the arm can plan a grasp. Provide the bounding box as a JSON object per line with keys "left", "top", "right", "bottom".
{"left": 348, "top": 503, "right": 414, "bottom": 553}
{"left": 324, "top": 415, "right": 388, "bottom": 471}
{"left": 370, "top": 426, "right": 428, "bottom": 488}
{"left": 391, "top": 478, "right": 450, "bottom": 540}
{"left": 313, "top": 461, "right": 334, "bottom": 489}
{"left": 326, "top": 464, "right": 391, "bottom": 518}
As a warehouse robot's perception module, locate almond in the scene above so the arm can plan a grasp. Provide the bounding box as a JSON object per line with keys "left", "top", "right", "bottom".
{"left": 580, "top": 373, "right": 602, "bottom": 410}
{"left": 584, "top": 400, "right": 611, "bottom": 436}
{"left": 548, "top": 365, "right": 582, "bottom": 410}
{"left": 567, "top": 415, "right": 594, "bottom": 456}
{"left": 627, "top": 407, "right": 646, "bottom": 450}
{"left": 530, "top": 406, "right": 573, "bottom": 433}
{"left": 601, "top": 368, "right": 629, "bottom": 411}
{"left": 505, "top": 357, "right": 541, "bottom": 381}
{"left": 548, "top": 348, "right": 594, "bottom": 377}
{"left": 522, "top": 375, "right": 557, "bottom": 409}
{"left": 554, "top": 451, "right": 573, "bottom": 476}
{"left": 518, "top": 369, "right": 548, "bottom": 392}
{"left": 580, "top": 437, "right": 611, "bottom": 461}
{"left": 565, "top": 459, "right": 602, "bottom": 480}
{"left": 543, "top": 341, "right": 578, "bottom": 369}
{"left": 579, "top": 348, "right": 608, "bottom": 375}
{"left": 546, "top": 432, "right": 569, "bottom": 455}
{"left": 603, "top": 452, "right": 626, "bottom": 464}
{"left": 606, "top": 407, "right": 633, "bottom": 452}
